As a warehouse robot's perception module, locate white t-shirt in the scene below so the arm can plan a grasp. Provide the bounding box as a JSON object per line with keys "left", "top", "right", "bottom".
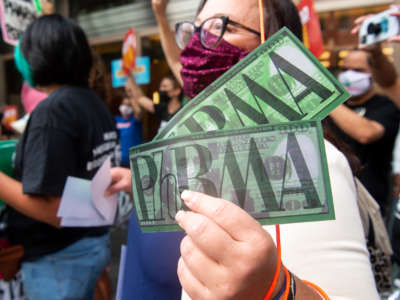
{"left": 393, "top": 128, "right": 400, "bottom": 174}
{"left": 182, "top": 140, "right": 379, "bottom": 300}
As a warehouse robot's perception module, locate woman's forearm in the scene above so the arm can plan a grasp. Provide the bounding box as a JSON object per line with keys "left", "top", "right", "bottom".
{"left": 0, "top": 172, "right": 61, "bottom": 227}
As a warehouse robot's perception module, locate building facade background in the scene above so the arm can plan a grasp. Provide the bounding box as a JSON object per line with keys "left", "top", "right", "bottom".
{"left": 0, "top": 0, "right": 398, "bottom": 139}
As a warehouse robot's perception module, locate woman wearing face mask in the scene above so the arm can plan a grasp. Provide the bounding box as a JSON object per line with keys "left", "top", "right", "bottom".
{"left": 115, "top": 95, "right": 142, "bottom": 168}
{"left": 330, "top": 49, "right": 400, "bottom": 217}
{"left": 107, "top": 1, "right": 379, "bottom": 299}
{"left": 126, "top": 75, "right": 183, "bottom": 132}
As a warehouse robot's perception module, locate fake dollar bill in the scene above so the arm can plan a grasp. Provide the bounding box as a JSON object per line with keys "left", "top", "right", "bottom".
{"left": 156, "top": 27, "right": 349, "bottom": 140}
{"left": 130, "top": 121, "right": 333, "bottom": 232}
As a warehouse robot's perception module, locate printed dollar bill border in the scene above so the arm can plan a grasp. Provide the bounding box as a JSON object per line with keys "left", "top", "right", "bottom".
{"left": 130, "top": 120, "right": 334, "bottom": 232}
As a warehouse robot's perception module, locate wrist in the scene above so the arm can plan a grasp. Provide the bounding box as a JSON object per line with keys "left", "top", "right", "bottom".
{"left": 154, "top": 10, "right": 167, "bottom": 22}
{"left": 270, "top": 267, "right": 286, "bottom": 299}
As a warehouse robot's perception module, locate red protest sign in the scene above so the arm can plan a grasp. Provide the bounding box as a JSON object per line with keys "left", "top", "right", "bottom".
{"left": 122, "top": 28, "right": 136, "bottom": 75}
{"left": 2, "top": 105, "right": 18, "bottom": 131}
{"left": 297, "top": 0, "right": 324, "bottom": 58}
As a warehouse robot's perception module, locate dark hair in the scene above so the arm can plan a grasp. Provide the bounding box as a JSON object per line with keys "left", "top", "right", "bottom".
{"left": 163, "top": 74, "right": 184, "bottom": 101}
{"left": 322, "top": 118, "right": 360, "bottom": 175}
{"left": 21, "top": 14, "right": 92, "bottom": 87}
{"left": 197, "top": 0, "right": 303, "bottom": 41}
{"left": 163, "top": 74, "right": 181, "bottom": 90}
{"left": 89, "top": 49, "right": 112, "bottom": 106}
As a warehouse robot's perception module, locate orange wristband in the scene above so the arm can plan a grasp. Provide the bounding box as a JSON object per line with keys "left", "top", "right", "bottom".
{"left": 263, "top": 225, "right": 282, "bottom": 300}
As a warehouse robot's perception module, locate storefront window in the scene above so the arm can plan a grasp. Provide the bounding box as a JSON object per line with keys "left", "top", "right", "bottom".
{"left": 70, "top": 0, "right": 143, "bottom": 17}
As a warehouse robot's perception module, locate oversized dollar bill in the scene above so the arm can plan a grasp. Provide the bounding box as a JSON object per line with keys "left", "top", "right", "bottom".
{"left": 130, "top": 121, "right": 333, "bottom": 232}
{"left": 156, "top": 27, "right": 349, "bottom": 141}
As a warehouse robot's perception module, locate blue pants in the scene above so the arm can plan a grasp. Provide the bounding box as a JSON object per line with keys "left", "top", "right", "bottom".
{"left": 21, "top": 234, "right": 110, "bottom": 300}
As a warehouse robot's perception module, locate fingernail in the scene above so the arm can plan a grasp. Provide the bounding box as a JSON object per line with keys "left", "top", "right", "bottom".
{"left": 175, "top": 210, "right": 184, "bottom": 223}
{"left": 181, "top": 190, "right": 195, "bottom": 207}
{"left": 181, "top": 190, "right": 191, "bottom": 199}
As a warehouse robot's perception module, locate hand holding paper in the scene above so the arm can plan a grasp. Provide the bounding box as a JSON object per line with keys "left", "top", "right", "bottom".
{"left": 57, "top": 157, "right": 118, "bottom": 227}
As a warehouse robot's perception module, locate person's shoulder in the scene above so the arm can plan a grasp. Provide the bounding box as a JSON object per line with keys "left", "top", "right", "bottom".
{"left": 29, "top": 92, "right": 51, "bottom": 119}
{"left": 324, "top": 139, "right": 354, "bottom": 179}
{"left": 369, "top": 94, "right": 398, "bottom": 108}
{"left": 57, "top": 86, "right": 98, "bottom": 102}
{"left": 115, "top": 115, "right": 124, "bottom": 122}
{"left": 130, "top": 115, "right": 142, "bottom": 124}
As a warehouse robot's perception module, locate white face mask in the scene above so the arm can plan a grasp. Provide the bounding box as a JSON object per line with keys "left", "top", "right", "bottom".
{"left": 119, "top": 104, "right": 133, "bottom": 116}
{"left": 338, "top": 70, "right": 372, "bottom": 97}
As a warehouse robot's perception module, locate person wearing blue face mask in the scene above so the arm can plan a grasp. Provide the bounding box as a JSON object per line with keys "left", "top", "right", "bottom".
{"left": 330, "top": 49, "right": 400, "bottom": 218}
{"left": 115, "top": 95, "right": 142, "bottom": 168}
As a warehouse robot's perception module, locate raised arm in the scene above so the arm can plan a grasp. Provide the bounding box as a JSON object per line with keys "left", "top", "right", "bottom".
{"left": 352, "top": 13, "right": 400, "bottom": 108}
{"left": 330, "top": 104, "right": 385, "bottom": 144}
{"left": 365, "top": 44, "right": 400, "bottom": 108}
{"left": 129, "top": 91, "right": 144, "bottom": 121}
{"left": 126, "top": 75, "right": 155, "bottom": 114}
{"left": 152, "top": 0, "right": 183, "bottom": 86}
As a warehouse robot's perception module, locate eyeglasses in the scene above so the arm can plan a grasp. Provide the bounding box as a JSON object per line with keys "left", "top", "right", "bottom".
{"left": 175, "top": 16, "right": 260, "bottom": 50}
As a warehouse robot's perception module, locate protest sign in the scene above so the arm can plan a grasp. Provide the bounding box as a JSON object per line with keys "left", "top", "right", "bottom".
{"left": 122, "top": 28, "right": 136, "bottom": 75}
{"left": 297, "top": 0, "right": 324, "bottom": 58}
{"left": 112, "top": 57, "right": 150, "bottom": 88}
{"left": 2, "top": 105, "right": 18, "bottom": 131}
{"left": 0, "top": 0, "right": 38, "bottom": 45}
{"left": 130, "top": 121, "right": 333, "bottom": 232}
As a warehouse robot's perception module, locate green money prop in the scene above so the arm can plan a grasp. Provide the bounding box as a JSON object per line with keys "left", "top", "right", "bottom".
{"left": 130, "top": 121, "right": 333, "bottom": 232}
{"left": 0, "top": 140, "right": 17, "bottom": 207}
{"left": 156, "top": 27, "right": 349, "bottom": 140}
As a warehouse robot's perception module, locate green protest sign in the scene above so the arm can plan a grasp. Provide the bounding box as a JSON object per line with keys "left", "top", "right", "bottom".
{"left": 130, "top": 121, "right": 333, "bottom": 232}
{"left": 0, "top": 140, "right": 17, "bottom": 207}
{"left": 156, "top": 27, "right": 348, "bottom": 140}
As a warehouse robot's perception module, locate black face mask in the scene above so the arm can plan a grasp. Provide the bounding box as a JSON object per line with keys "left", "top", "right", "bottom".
{"left": 159, "top": 91, "right": 171, "bottom": 104}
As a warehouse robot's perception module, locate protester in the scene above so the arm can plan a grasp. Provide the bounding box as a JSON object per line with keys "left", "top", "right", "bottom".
{"left": 152, "top": 0, "right": 183, "bottom": 86}
{"left": 352, "top": 10, "right": 400, "bottom": 295}
{"left": 126, "top": 74, "right": 183, "bottom": 132}
{"left": 0, "top": 15, "right": 118, "bottom": 300}
{"left": 115, "top": 93, "right": 142, "bottom": 167}
{"left": 90, "top": 49, "right": 113, "bottom": 109}
{"left": 351, "top": 9, "right": 400, "bottom": 109}
{"left": 329, "top": 49, "right": 400, "bottom": 216}
{"left": 107, "top": 0, "right": 379, "bottom": 299}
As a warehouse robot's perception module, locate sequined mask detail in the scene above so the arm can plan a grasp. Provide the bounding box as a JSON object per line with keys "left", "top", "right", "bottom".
{"left": 180, "top": 33, "right": 250, "bottom": 99}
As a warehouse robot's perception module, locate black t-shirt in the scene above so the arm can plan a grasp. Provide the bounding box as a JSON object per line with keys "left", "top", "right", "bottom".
{"left": 5, "top": 86, "right": 118, "bottom": 261}
{"left": 333, "top": 94, "right": 400, "bottom": 209}
{"left": 154, "top": 102, "right": 176, "bottom": 123}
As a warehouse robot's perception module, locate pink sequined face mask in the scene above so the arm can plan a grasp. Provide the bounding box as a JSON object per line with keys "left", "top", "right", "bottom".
{"left": 180, "top": 33, "right": 250, "bottom": 99}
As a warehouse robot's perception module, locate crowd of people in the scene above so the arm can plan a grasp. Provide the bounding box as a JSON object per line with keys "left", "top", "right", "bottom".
{"left": 2, "top": 0, "right": 400, "bottom": 299}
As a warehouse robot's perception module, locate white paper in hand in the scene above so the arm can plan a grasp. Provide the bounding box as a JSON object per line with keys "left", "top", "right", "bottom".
{"left": 91, "top": 157, "right": 118, "bottom": 222}
{"left": 58, "top": 156, "right": 118, "bottom": 227}
{"left": 57, "top": 177, "right": 98, "bottom": 219}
